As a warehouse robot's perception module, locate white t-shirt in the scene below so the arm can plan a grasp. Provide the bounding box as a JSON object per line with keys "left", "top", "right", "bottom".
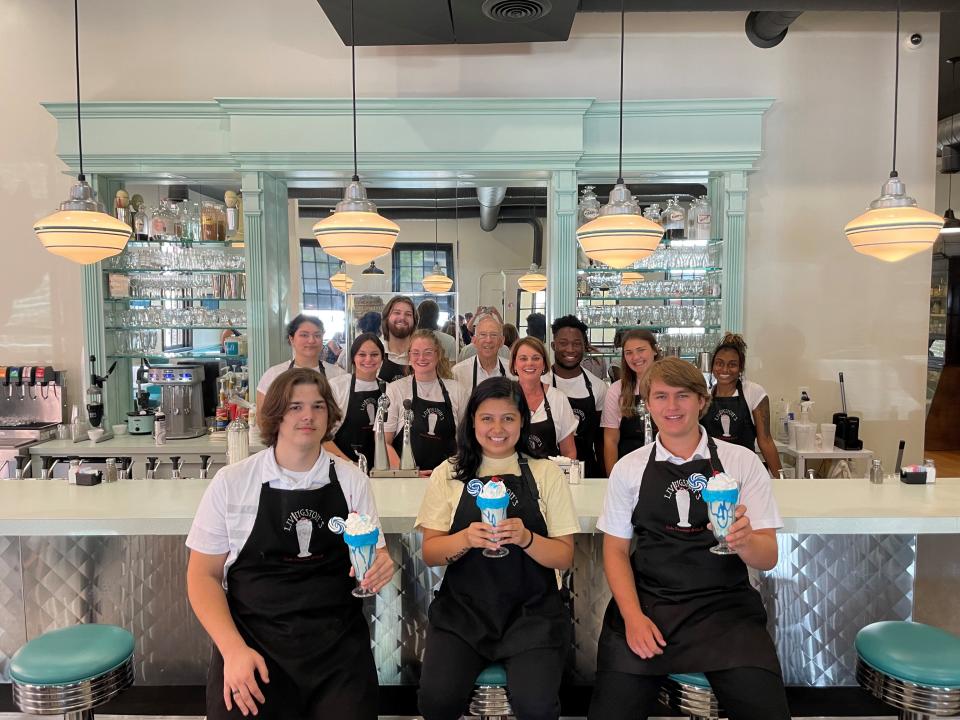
{"left": 256, "top": 359, "right": 346, "bottom": 396}
{"left": 601, "top": 379, "right": 636, "bottom": 428}
{"left": 328, "top": 373, "right": 383, "bottom": 434}
{"left": 452, "top": 356, "right": 516, "bottom": 390}
{"left": 433, "top": 330, "right": 458, "bottom": 361}
{"left": 597, "top": 427, "right": 782, "bottom": 540}
{"left": 383, "top": 375, "right": 470, "bottom": 434}
{"left": 544, "top": 369, "right": 608, "bottom": 411}
{"left": 711, "top": 379, "right": 767, "bottom": 413}
{"left": 185, "top": 448, "right": 385, "bottom": 585}
{"left": 528, "top": 384, "right": 579, "bottom": 443}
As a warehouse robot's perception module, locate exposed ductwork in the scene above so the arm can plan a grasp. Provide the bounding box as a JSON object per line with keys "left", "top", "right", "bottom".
{"left": 477, "top": 186, "right": 508, "bottom": 231}
{"left": 744, "top": 11, "right": 804, "bottom": 48}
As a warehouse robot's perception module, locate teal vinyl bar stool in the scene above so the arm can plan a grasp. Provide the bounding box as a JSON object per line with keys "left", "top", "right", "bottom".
{"left": 10, "top": 624, "right": 134, "bottom": 719}
{"left": 856, "top": 621, "right": 960, "bottom": 719}
{"left": 659, "top": 672, "right": 722, "bottom": 720}
{"left": 468, "top": 663, "right": 513, "bottom": 720}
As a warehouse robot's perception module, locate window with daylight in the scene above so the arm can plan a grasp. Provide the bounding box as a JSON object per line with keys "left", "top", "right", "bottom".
{"left": 517, "top": 288, "right": 546, "bottom": 338}
{"left": 299, "top": 239, "right": 345, "bottom": 338}
{"left": 392, "top": 243, "right": 455, "bottom": 315}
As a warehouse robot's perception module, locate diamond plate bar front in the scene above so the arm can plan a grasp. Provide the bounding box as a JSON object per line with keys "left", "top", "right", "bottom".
{"left": 0, "top": 532, "right": 918, "bottom": 687}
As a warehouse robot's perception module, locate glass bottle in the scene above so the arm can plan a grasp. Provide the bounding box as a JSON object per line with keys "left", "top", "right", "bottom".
{"left": 923, "top": 458, "right": 937, "bottom": 484}
{"left": 132, "top": 196, "right": 149, "bottom": 242}
{"left": 869, "top": 458, "right": 883, "bottom": 484}
{"left": 201, "top": 201, "right": 221, "bottom": 241}
{"left": 577, "top": 185, "right": 601, "bottom": 228}
{"left": 662, "top": 195, "right": 686, "bottom": 240}
{"left": 643, "top": 202, "right": 661, "bottom": 223}
{"left": 694, "top": 196, "right": 713, "bottom": 241}
{"left": 150, "top": 200, "right": 179, "bottom": 242}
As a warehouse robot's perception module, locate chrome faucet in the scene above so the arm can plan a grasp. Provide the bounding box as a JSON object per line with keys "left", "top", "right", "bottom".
{"left": 199, "top": 455, "right": 213, "bottom": 480}
{"left": 170, "top": 456, "right": 184, "bottom": 480}
{"left": 14, "top": 456, "right": 32, "bottom": 479}
{"left": 145, "top": 456, "right": 160, "bottom": 480}
{"left": 40, "top": 458, "right": 62, "bottom": 480}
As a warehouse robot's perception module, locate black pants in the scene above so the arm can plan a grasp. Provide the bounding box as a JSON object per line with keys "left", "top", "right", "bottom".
{"left": 418, "top": 627, "right": 565, "bottom": 720}
{"left": 206, "top": 644, "right": 378, "bottom": 720}
{"left": 587, "top": 666, "right": 791, "bottom": 720}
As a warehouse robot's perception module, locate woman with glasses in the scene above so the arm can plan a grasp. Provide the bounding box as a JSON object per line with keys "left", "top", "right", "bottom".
{"left": 383, "top": 330, "right": 469, "bottom": 474}
{"left": 256, "top": 315, "right": 346, "bottom": 409}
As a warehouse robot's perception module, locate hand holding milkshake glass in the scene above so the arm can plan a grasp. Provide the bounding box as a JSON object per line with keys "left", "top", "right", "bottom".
{"left": 328, "top": 512, "right": 380, "bottom": 597}
{"left": 468, "top": 478, "right": 510, "bottom": 558}
{"left": 701, "top": 473, "right": 740, "bottom": 555}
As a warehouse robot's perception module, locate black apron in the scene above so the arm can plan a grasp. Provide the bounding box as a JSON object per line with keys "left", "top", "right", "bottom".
{"left": 526, "top": 383, "right": 559, "bottom": 457}
{"left": 333, "top": 375, "right": 386, "bottom": 469}
{"left": 472, "top": 356, "right": 507, "bottom": 389}
{"left": 552, "top": 370, "right": 603, "bottom": 477}
{"left": 597, "top": 437, "right": 780, "bottom": 676}
{"left": 391, "top": 377, "right": 457, "bottom": 471}
{"left": 617, "top": 391, "right": 659, "bottom": 458}
{"left": 288, "top": 359, "right": 326, "bottom": 375}
{"left": 208, "top": 461, "right": 377, "bottom": 718}
{"left": 704, "top": 379, "right": 758, "bottom": 451}
{"left": 379, "top": 354, "right": 407, "bottom": 384}
{"left": 427, "top": 457, "right": 570, "bottom": 658}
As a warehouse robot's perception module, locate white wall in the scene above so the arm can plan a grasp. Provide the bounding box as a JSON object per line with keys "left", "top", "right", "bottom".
{"left": 1, "top": 1, "right": 940, "bottom": 468}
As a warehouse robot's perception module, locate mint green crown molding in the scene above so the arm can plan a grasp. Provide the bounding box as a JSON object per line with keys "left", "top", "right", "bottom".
{"left": 44, "top": 96, "right": 771, "bottom": 388}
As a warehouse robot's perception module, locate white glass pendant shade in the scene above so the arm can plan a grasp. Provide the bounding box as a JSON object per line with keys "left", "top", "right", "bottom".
{"left": 576, "top": 183, "right": 663, "bottom": 268}
{"left": 330, "top": 268, "right": 354, "bottom": 292}
{"left": 421, "top": 264, "right": 453, "bottom": 293}
{"left": 844, "top": 174, "right": 944, "bottom": 262}
{"left": 517, "top": 264, "right": 548, "bottom": 293}
{"left": 33, "top": 180, "right": 132, "bottom": 264}
{"left": 313, "top": 180, "right": 399, "bottom": 265}
{"left": 620, "top": 270, "right": 645, "bottom": 284}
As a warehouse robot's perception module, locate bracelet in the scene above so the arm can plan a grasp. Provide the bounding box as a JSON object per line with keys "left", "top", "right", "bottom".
{"left": 520, "top": 530, "right": 535, "bottom": 550}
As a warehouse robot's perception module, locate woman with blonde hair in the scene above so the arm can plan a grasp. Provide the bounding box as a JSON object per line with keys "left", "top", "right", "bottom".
{"left": 384, "top": 330, "right": 469, "bottom": 474}
{"left": 510, "top": 337, "right": 577, "bottom": 460}
{"left": 704, "top": 333, "right": 781, "bottom": 476}
{"left": 601, "top": 329, "right": 660, "bottom": 474}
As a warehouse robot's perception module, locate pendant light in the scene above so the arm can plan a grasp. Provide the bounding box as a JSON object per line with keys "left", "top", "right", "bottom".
{"left": 843, "top": 1, "right": 943, "bottom": 261}
{"left": 422, "top": 189, "right": 454, "bottom": 293}
{"left": 312, "top": 0, "right": 399, "bottom": 265}
{"left": 575, "top": 0, "right": 663, "bottom": 269}
{"left": 33, "top": 0, "right": 131, "bottom": 264}
{"left": 518, "top": 263, "right": 548, "bottom": 293}
{"left": 940, "top": 57, "right": 960, "bottom": 237}
{"left": 361, "top": 260, "right": 384, "bottom": 275}
{"left": 621, "top": 270, "right": 645, "bottom": 284}
{"left": 330, "top": 262, "right": 354, "bottom": 292}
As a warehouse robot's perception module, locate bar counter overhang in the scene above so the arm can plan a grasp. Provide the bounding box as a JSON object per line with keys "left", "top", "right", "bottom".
{"left": 0, "top": 477, "right": 956, "bottom": 688}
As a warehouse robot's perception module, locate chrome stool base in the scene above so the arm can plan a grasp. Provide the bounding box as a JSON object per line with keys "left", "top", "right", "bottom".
{"left": 659, "top": 676, "right": 722, "bottom": 720}
{"left": 857, "top": 657, "right": 960, "bottom": 719}
{"left": 12, "top": 655, "right": 134, "bottom": 718}
{"left": 469, "top": 684, "right": 514, "bottom": 720}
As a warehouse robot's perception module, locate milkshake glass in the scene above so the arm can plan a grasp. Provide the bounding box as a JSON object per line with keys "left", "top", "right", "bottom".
{"left": 468, "top": 479, "right": 510, "bottom": 558}
{"left": 329, "top": 512, "right": 380, "bottom": 597}
{"left": 701, "top": 473, "right": 740, "bottom": 555}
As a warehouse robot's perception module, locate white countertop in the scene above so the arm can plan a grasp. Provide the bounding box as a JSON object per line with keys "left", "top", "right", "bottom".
{"left": 0, "top": 476, "right": 957, "bottom": 537}
{"left": 29, "top": 435, "right": 265, "bottom": 457}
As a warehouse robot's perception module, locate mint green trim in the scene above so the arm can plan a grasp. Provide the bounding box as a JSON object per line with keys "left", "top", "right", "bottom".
{"left": 721, "top": 171, "right": 748, "bottom": 334}
{"left": 547, "top": 171, "right": 578, "bottom": 322}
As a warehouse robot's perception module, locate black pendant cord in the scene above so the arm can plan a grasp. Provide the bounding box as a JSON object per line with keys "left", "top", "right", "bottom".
{"left": 617, "top": 0, "right": 625, "bottom": 185}
{"left": 952, "top": 58, "right": 957, "bottom": 208}
{"left": 891, "top": 0, "right": 900, "bottom": 177}
{"left": 434, "top": 188, "right": 440, "bottom": 256}
{"left": 73, "top": 0, "right": 84, "bottom": 182}
{"left": 350, "top": 0, "right": 359, "bottom": 183}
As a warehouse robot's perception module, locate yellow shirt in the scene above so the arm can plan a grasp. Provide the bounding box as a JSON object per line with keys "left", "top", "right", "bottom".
{"left": 415, "top": 453, "right": 580, "bottom": 538}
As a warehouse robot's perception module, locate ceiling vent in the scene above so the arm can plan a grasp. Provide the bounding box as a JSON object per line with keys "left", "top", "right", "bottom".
{"left": 482, "top": 0, "right": 553, "bottom": 23}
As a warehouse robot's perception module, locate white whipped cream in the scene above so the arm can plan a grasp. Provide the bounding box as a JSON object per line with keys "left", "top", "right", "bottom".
{"left": 479, "top": 479, "right": 507, "bottom": 499}
{"left": 344, "top": 511, "right": 377, "bottom": 535}
{"left": 706, "top": 472, "right": 738, "bottom": 491}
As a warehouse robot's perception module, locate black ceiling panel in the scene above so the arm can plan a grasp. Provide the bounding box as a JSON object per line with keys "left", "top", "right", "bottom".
{"left": 450, "top": 0, "right": 580, "bottom": 44}
{"left": 581, "top": 1, "right": 957, "bottom": 9}
{"left": 317, "top": 0, "right": 454, "bottom": 46}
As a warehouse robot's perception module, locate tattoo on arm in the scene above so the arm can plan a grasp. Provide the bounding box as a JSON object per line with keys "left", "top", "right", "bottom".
{"left": 445, "top": 547, "right": 469, "bottom": 564}
{"left": 755, "top": 397, "right": 772, "bottom": 440}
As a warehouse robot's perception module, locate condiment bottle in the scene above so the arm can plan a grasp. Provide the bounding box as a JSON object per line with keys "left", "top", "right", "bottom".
{"left": 154, "top": 411, "right": 167, "bottom": 446}
{"left": 227, "top": 414, "right": 249, "bottom": 465}
{"left": 869, "top": 459, "right": 883, "bottom": 484}
{"left": 923, "top": 458, "right": 937, "bottom": 484}
{"left": 105, "top": 458, "right": 118, "bottom": 483}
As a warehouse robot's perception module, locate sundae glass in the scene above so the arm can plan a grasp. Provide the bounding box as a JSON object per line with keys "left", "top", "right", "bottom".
{"left": 328, "top": 512, "right": 380, "bottom": 597}
{"left": 468, "top": 478, "right": 510, "bottom": 558}
{"left": 701, "top": 473, "right": 740, "bottom": 555}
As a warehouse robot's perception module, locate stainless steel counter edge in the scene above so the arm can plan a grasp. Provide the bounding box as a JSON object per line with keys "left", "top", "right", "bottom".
{"left": 0, "top": 477, "right": 958, "bottom": 536}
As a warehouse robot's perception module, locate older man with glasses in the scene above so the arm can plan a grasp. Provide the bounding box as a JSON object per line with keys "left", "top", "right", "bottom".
{"left": 453, "top": 313, "right": 516, "bottom": 390}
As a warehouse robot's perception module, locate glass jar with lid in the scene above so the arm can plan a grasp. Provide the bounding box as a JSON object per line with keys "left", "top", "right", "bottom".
{"left": 201, "top": 201, "right": 225, "bottom": 241}
{"left": 577, "top": 185, "right": 601, "bottom": 228}
{"left": 693, "top": 196, "right": 712, "bottom": 241}
{"left": 150, "top": 200, "right": 179, "bottom": 242}
{"left": 643, "top": 203, "right": 661, "bottom": 224}
{"left": 131, "top": 195, "right": 149, "bottom": 242}
{"left": 662, "top": 195, "right": 686, "bottom": 239}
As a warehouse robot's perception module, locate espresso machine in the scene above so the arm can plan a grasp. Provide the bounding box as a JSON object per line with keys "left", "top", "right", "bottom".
{"left": 146, "top": 364, "right": 206, "bottom": 439}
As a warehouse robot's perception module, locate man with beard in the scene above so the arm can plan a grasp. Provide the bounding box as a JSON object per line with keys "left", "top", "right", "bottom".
{"left": 452, "top": 313, "right": 516, "bottom": 390}
{"left": 379, "top": 296, "right": 418, "bottom": 383}
{"left": 546, "top": 314, "right": 608, "bottom": 477}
